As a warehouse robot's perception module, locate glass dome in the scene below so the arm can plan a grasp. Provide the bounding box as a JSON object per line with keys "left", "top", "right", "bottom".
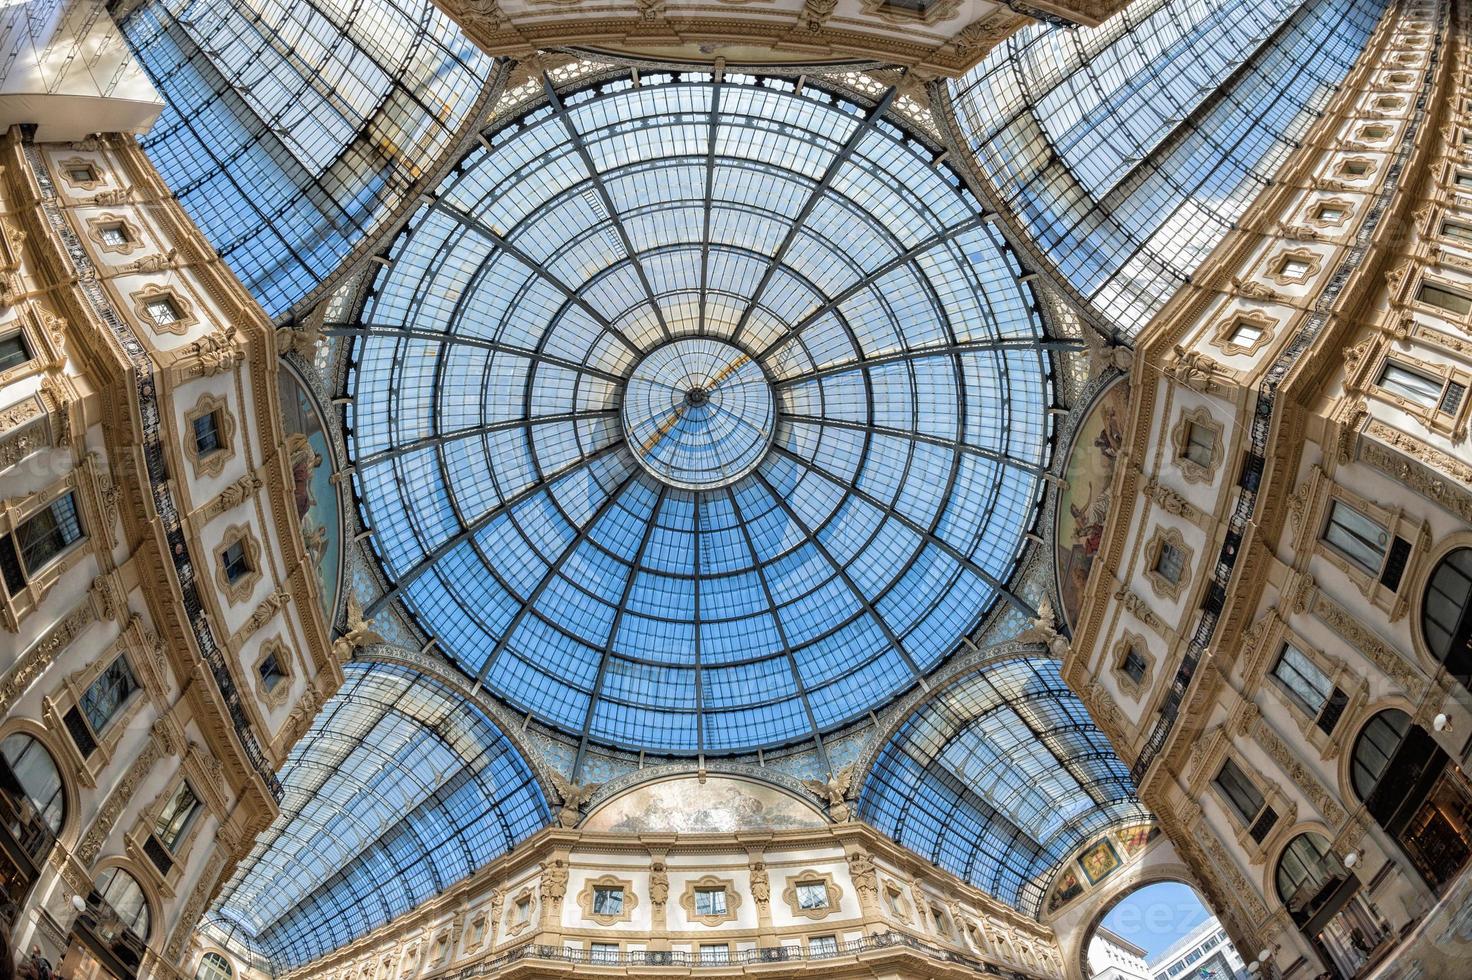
{"left": 346, "top": 72, "right": 1054, "bottom": 756}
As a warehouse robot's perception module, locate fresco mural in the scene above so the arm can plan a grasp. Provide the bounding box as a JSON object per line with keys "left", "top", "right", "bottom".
{"left": 278, "top": 367, "right": 342, "bottom": 619}
{"left": 1078, "top": 838, "right": 1122, "bottom": 884}
{"left": 582, "top": 776, "right": 825, "bottom": 833}
{"left": 1055, "top": 378, "right": 1131, "bottom": 628}
{"left": 1046, "top": 867, "right": 1085, "bottom": 915}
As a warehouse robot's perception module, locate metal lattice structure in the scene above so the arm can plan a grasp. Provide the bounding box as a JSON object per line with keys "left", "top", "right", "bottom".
{"left": 116, "top": 0, "right": 492, "bottom": 318}
{"left": 948, "top": 0, "right": 1389, "bottom": 338}
{"left": 340, "top": 71, "right": 1057, "bottom": 761}
{"left": 858, "top": 657, "right": 1149, "bottom": 916}
{"left": 206, "top": 662, "right": 551, "bottom": 969}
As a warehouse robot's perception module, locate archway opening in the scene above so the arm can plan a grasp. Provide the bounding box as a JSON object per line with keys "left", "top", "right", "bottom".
{"left": 1085, "top": 881, "right": 1242, "bottom": 980}
{"left": 1351, "top": 708, "right": 1472, "bottom": 892}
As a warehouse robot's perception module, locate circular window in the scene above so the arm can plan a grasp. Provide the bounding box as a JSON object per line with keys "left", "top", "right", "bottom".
{"left": 1422, "top": 547, "right": 1472, "bottom": 685}
{"left": 1, "top": 732, "right": 65, "bottom": 835}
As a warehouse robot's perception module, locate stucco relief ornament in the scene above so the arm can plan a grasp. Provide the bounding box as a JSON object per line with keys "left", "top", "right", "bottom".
{"left": 1228, "top": 275, "right": 1283, "bottom": 302}
{"left": 749, "top": 862, "right": 770, "bottom": 907}
{"left": 548, "top": 772, "right": 601, "bottom": 828}
{"left": 444, "top": 0, "right": 508, "bottom": 27}
{"left": 1166, "top": 345, "right": 1229, "bottom": 393}
{"left": 333, "top": 592, "right": 385, "bottom": 664}
{"left": 649, "top": 862, "right": 669, "bottom": 908}
{"left": 541, "top": 859, "right": 569, "bottom": 905}
{"left": 801, "top": 762, "right": 856, "bottom": 821}
{"left": 276, "top": 321, "right": 323, "bottom": 359}
{"left": 185, "top": 326, "right": 242, "bottom": 378}
{"left": 1021, "top": 595, "right": 1069, "bottom": 658}
{"left": 847, "top": 850, "right": 879, "bottom": 906}
{"left": 121, "top": 250, "right": 178, "bottom": 275}
{"left": 801, "top": 0, "right": 837, "bottom": 31}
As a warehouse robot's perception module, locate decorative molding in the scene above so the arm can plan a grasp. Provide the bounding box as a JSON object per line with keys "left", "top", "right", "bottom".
{"left": 1170, "top": 406, "right": 1225, "bottom": 484}
{"left": 781, "top": 868, "right": 843, "bottom": 921}
{"left": 1142, "top": 525, "right": 1193, "bottom": 601}
{"left": 213, "top": 523, "right": 262, "bottom": 606}
{"left": 128, "top": 282, "right": 197, "bottom": 337}
{"left": 680, "top": 874, "right": 742, "bottom": 926}
{"left": 0, "top": 595, "right": 96, "bottom": 715}
{"left": 183, "top": 392, "right": 236, "bottom": 480}
{"left": 1249, "top": 717, "right": 1347, "bottom": 825}
{"left": 76, "top": 735, "right": 165, "bottom": 865}
{"left": 576, "top": 874, "right": 637, "bottom": 926}
{"left": 1311, "top": 593, "right": 1426, "bottom": 698}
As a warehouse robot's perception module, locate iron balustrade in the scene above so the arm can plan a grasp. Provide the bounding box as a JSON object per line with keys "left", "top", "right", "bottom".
{"left": 437, "top": 933, "right": 1044, "bottom": 978}
{"left": 21, "top": 139, "right": 282, "bottom": 801}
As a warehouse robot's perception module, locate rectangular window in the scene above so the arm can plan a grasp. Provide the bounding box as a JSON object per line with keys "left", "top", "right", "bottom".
{"left": 589, "top": 943, "right": 618, "bottom": 964}
{"left": 1280, "top": 258, "right": 1311, "bottom": 277}
{"left": 1121, "top": 647, "right": 1147, "bottom": 684}
{"left": 1230, "top": 320, "right": 1264, "bottom": 347}
{"left": 1456, "top": 170, "right": 1472, "bottom": 189}
{"left": 795, "top": 882, "right": 829, "bottom": 910}
{"left": 1155, "top": 541, "right": 1185, "bottom": 584}
{"left": 221, "top": 539, "right": 250, "bottom": 583}
{"left": 1443, "top": 220, "right": 1472, "bottom": 244}
{"left": 99, "top": 224, "right": 129, "bottom": 247}
{"left": 1315, "top": 205, "right": 1345, "bottom": 222}
{"left": 1377, "top": 361, "right": 1444, "bottom": 408}
{"left": 515, "top": 897, "right": 531, "bottom": 923}
{"left": 153, "top": 781, "right": 202, "bottom": 850}
{"left": 1418, "top": 282, "right": 1472, "bottom": 315}
{"left": 1322, "top": 500, "right": 1389, "bottom": 575}
{"left": 699, "top": 944, "right": 729, "bottom": 965}
{"left": 145, "top": 297, "right": 180, "bottom": 327}
{"left": 0, "top": 332, "right": 30, "bottom": 372}
{"left": 258, "top": 652, "right": 286, "bottom": 691}
{"left": 193, "top": 412, "right": 222, "bottom": 455}
{"left": 68, "top": 165, "right": 95, "bottom": 182}
{"left": 809, "top": 935, "right": 838, "bottom": 956}
{"left": 81, "top": 655, "right": 138, "bottom": 735}
{"left": 1270, "top": 643, "right": 1348, "bottom": 735}
{"left": 1183, "top": 422, "right": 1216, "bottom": 467}
{"left": 0, "top": 492, "right": 84, "bottom": 594}
{"left": 592, "top": 885, "right": 624, "bottom": 916}
{"left": 1215, "top": 758, "right": 1266, "bottom": 825}
{"left": 695, "top": 887, "right": 728, "bottom": 916}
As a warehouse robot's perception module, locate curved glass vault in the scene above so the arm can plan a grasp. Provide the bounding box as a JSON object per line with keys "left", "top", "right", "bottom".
{"left": 858, "top": 657, "right": 1149, "bottom": 916}
{"left": 949, "top": 0, "right": 1388, "bottom": 337}
{"left": 345, "top": 72, "right": 1055, "bottom": 757}
{"left": 206, "top": 662, "right": 550, "bottom": 969}
{"left": 118, "top": 0, "right": 492, "bottom": 318}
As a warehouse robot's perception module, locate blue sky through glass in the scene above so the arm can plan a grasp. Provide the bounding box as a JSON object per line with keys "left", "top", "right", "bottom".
{"left": 1099, "top": 881, "right": 1212, "bottom": 963}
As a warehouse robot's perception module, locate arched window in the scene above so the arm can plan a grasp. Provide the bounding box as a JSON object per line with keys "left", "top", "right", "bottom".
{"left": 196, "top": 951, "right": 232, "bottom": 980}
{"left": 1351, "top": 709, "right": 1412, "bottom": 802}
{"left": 1274, "top": 833, "right": 1345, "bottom": 924}
{"left": 1422, "top": 547, "right": 1472, "bottom": 686}
{"left": 1, "top": 732, "right": 65, "bottom": 834}
{"left": 95, "top": 867, "right": 151, "bottom": 941}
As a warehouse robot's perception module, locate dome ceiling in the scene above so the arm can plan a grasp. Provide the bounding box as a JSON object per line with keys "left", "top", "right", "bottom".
{"left": 345, "top": 71, "right": 1056, "bottom": 757}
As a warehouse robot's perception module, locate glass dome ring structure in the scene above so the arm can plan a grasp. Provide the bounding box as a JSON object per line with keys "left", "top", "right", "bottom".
{"left": 347, "top": 71, "right": 1054, "bottom": 757}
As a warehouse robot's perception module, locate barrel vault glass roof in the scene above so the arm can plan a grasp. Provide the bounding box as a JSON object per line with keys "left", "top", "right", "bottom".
{"left": 858, "top": 657, "right": 1150, "bottom": 917}
{"left": 948, "top": 0, "right": 1388, "bottom": 338}
{"left": 118, "top": 0, "right": 492, "bottom": 319}
{"left": 206, "top": 662, "right": 550, "bottom": 970}
{"left": 342, "top": 71, "right": 1056, "bottom": 759}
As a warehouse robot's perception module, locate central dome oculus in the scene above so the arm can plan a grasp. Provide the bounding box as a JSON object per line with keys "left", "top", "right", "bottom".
{"left": 622, "top": 338, "right": 777, "bottom": 490}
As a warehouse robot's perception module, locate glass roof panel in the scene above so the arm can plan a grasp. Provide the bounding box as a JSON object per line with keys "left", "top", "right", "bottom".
{"left": 118, "top": 0, "right": 492, "bottom": 318}
{"left": 949, "top": 0, "right": 1388, "bottom": 336}
{"left": 857, "top": 657, "right": 1150, "bottom": 916}
{"left": 346, "top": 73, "right": 1053, "bottom": 757}
{"left": 207, "top": 662, "right": 549, "bottom": 970}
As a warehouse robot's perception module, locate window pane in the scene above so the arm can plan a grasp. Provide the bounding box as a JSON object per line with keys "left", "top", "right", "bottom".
{"left": 1419, "top": 283, "right": 1472, "bottom": 315}
{"left": 1272, "top": 644, "right": 1332, "bottom": 713}
{"left": 154, "top": 781, "right": 202, "bottom": 849}
{"left": 1377, "top": 362, "right": 1442, "bottom": 407}
{"left": 1323, "top": 501, "right": 1387, "bottom": 574}
{"left": 17, "top": 493, "right": 83, "bottom": 576}
{"left": 81, "top": 657, "right": 138, "bottom": 734}
{"left": 1214, "top": 758, "right": 1264, "bottom": 824}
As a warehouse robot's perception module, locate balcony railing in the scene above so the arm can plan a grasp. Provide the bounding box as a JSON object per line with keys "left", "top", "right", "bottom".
{"left": 436, "top": 932, "right": 1043, "bottom": 979}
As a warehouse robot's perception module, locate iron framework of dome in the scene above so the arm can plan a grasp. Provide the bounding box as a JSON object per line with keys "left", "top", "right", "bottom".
{"left": 343, "top": 71, "right": 1057, "bottom": 758}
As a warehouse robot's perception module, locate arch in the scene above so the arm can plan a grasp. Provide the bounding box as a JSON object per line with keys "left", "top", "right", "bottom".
{"left": 1350, "top": 708, "right": 1472, "bottom": 892}
{"left": 1270, "top": 830, "right": 1392, "bottom": 978}
{"left": 945, "top": 0, "right": 1391, "bottom": 338}
{"left": 855, "top": 656, "right": 1150, "bottom": 916}
{"left": 206, "top": 660, "right": 553, "bottom": 971}
{"left": 195, "top": 950, "right": 232, "bottom": 980}
{"left": 93, "top": 864, "right": 154, "bottom": 943}
{"left": 1414, "top": 539, "right": 1472, "bottom": 690}
{"left": 1072, "top": 875, "right": 1213, "bottom": 980}
{"left": 0, "top": 728, "right": 68, "bottom": 839}
{"left": 115, "top": 0, "right": 498, "bottom": 318}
